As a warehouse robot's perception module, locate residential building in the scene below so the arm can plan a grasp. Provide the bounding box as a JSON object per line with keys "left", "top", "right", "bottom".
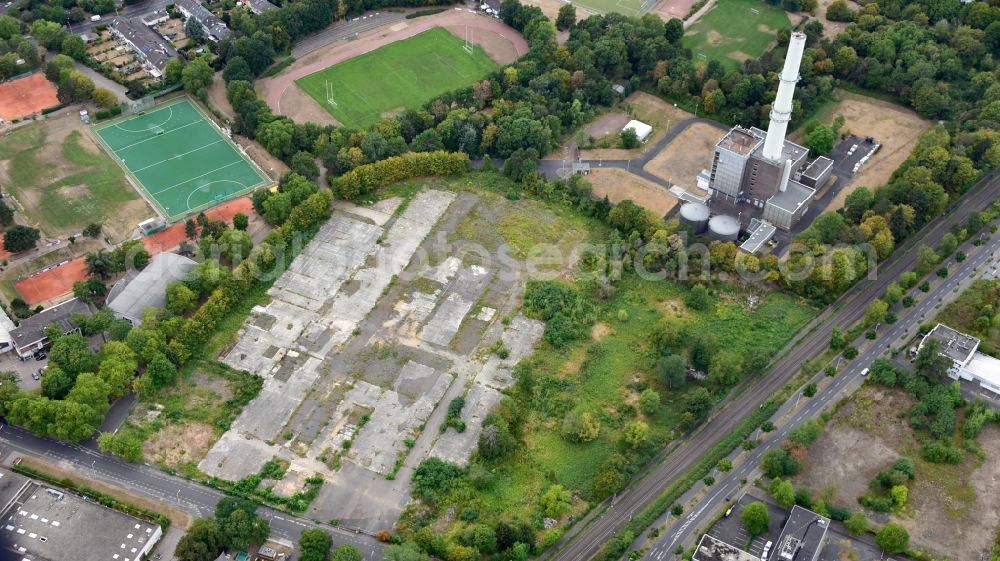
{"left": 9, "top": 298, "right": 90, "bottom": 358}
{"left": 0, "top": 306, "right": 15, "bottom": 354}
{"left": 109, "top": 16, "right": 174, "bottom": 78}
{"left": 244, "top": 0, "right": 278, "bottom": 14}
{"left": 176, "top": 0, "right": 232, "bottom": 41}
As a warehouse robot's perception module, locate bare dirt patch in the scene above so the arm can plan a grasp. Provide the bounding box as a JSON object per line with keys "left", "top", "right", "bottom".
{"left": 586, "top": 112, "right": 632, "bottom": 140}
{"left": 811, "top": 0, "right": 854, "bottom": 38}
{"left": 277, "top": 82, "right": 341, "bottom": 127}
{"left": 643, "top": 122, "right": 720, "bottom": 188}
{"left": 521, "top": 0, "right": 591, "bottom": 23}
{"left": 591, "top": 321, "right": 612, "bottom": 341}
{"left": 797, "top": 386, "right": 1000, "bottom": 560}
{"left": 576, "top": 92, "right": 696, "bottom": 160}
{"left": 443, "top": 25, "right": 521, "bottom": 66}
{"left": 651, "top": 0, "right": 700, "bottom": 20}
{"left": 207, "top": 72, "right": 234, "bottom": 120}
{"left": 789, "top": 90, "right": 931, "bottom": 214}
{"left": 587, "top": 168, "right": 678, "bottom": 217}
{"left": 143, "top": 422, "right": 216, "bottom": 469}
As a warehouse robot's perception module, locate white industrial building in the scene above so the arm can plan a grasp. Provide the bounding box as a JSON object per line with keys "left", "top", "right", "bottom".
{"left": 919, "top": 323, "right": 1000, "bottom": 396}
{"left": 623, "top": 120, "right": 653, "bottom": 143}
{"left": 706, "top": 32, "right": 833, "bottom": 233}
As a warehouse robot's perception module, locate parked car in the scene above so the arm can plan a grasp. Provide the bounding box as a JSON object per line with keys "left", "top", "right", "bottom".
{"left": 861, "top": 367, "right": 870, "bottom": 376}
{"left": 33, "top": 351, "right": 46, "bottom": 361}
{"left": 31, "top": 372, "right": 40, "bottom": 381}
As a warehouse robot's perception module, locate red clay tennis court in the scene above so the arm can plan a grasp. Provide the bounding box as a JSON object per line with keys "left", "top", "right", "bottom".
{"left": 16, "top": 197, "right": 255, "bottom": 305}
{"left": 0, "top": 74, "right": 60, "bottom": 122}
{"left": 15, "top": 256, "right": 87, "bottom": 306}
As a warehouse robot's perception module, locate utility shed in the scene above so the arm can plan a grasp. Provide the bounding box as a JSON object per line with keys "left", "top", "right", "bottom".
{"left": 623, "top": 120, "right": 653, "bottom": 143}
{"left": 107, "top": 252, "right": 197, "bottom": 326}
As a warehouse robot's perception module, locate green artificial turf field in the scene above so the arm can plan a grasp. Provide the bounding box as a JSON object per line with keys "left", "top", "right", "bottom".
{"left": 295, "top": 28, "right": 499, "bottom": 129}
{"left": 93, "top": 97, "right": 270, "bottom": 222}
{"left": 682, "top": 0, "right": 791, "bottom": 71}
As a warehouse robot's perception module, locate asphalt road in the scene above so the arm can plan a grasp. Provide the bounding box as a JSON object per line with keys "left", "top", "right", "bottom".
{"left": 644, "top": 213, "right": 1000, "bottom": 560}
{"left": 0, "top": 425, "right": 385, "bottom": 560}
{"left": 546, "top": 169, "right": 1000, "bottom": 561}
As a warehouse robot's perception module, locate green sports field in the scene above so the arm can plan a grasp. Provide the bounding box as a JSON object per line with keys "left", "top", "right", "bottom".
{"left": 295, "top": 28, "right": 499, "bottom": 129}
{"left": 93, "top": 98, "right": 270, "bottom": 222}
{"left": 682, "top": 0, "right": 791, "bottom": 71}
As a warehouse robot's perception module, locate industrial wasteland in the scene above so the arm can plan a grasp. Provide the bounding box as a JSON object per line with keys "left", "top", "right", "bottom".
{"left": 0, "top": 0, "right": 998, "bottom": 559}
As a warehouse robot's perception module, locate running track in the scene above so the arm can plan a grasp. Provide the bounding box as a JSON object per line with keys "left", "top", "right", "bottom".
{"left": 259, "top": 11, "right": 528, "bottom": 118}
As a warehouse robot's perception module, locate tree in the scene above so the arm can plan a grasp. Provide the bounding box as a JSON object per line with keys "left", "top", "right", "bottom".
{"left": 182, "top": 57, "right": 213, "bottom": 95}
{"left": 97, "top": 429, "right": 144, "bottom": 461}
{"left": 93, "top": 88, "right": 117, "bottom": 108}
{"left": 664, "top": 17, "right": 683, "bottom": 42}
{"left": 623, "top": 420, "right": 649, "bottom": 447}
{"left": 144, "top": 352, "right": 177, "bottom": 390}
{"left": 3, "top": 225, "right": 40, "bottom": 253}
{"left": 49, "top": 333, "right": 98, "bottom": 376}
{"left": 290, "top": 151, "right": 320, "bottom": 180}
{"left": 683, "top": 386, "right": 714, "bottom": 419}
{"left": 740, "top": 502, "right": 770, "bottom": 536}
{"left": 771, "top": 478, "right": 795, "bottom": 508}
{"left": 761, "top": 448, "right": 799, "bottom": 478}
{"left": 707, "top": 349, "right": 744, "bottom": 389}
{"left": 685, "top": 284, "right": 711, "bottom": 311}
{"left": 262, "top": 192, "right": 292, "bottom": 225}
{"left": 233, "top": 213, "right": 249, "bottom": 231}
{"left": 166, "top": 281, "right": 198, "bottom": 315}
{"left": 658, "top": 354, "right": 687, "bottom": 388}
{"left": 845, "top": 512, "right": 868, "bottom": 535}
{"left": 83, "top": 223, "right": 102, "bottom": 238}
{"left": 257, "top": 119, "right": 296, "bottom": 159}
{"left": 864, "top": 299, "right": 888, "bottom": 326}
{"left": 175, "top": 518, "right": 224, "bottom": 561}
{"left": 561, "top": 406, "right": 599, "bottom": 442}
{"left": 540, "top": 484, "right": 572, "bottom": 518}
{"left": 164, "top": 57, "right": 184, "bottom": 85}
{"left": 829, "top": 327, "right": 845, "bottom": 350}
{"left": 40, "top": 366, "right": 75, "bottom": 400}
{"left": 592, "top": 453, "right": 627, "bottom": 498}
{"left": 620, "top": 127, "right": 639, "bottom": 149}
{"left": 331, "top": 544, "right": 363, "bottom": 561}
{"left": 875, "top": 523, "right": 909, "bottom": 554}
{"left": 185, "top": 16, "right": 205, "bottom": 43}
{"left": 60, "top": 34, "right": 87, "bottom": 60}
{"left": 215, "top": 497, "right": 257, "bottom": 520}
{"left": 220, "top": 509, "right": 269, "bottom": 550}
{"left": 914, "top": 339, "right": 951, "bottom": 382}
{"left": 555, "top": 3, "right": 575, "bottom": 30}
{"left": 826, "top": 0, "right": 855, "bottom": 21}
{"left": 804, "top": 123, "right": 835, "bottom": 156}
{"left": 638, "top": 388, "right": 660, "bottom": 415}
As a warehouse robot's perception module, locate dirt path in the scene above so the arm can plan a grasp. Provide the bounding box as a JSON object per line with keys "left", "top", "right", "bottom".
{"left": 259, "top": 12, "right": 528, "bottom": 121}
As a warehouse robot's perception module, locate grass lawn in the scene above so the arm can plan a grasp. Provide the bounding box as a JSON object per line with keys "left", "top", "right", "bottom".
{"left": 0, "top": 116, "right": 153, "bottom": 239}
{"left": 682, "top": 0, "right": 791, "bottom": 72}
{"left": 295, "top": 28, "right": 498, "bottom": 129}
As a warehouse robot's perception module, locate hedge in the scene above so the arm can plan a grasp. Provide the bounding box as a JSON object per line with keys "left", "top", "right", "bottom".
{"left": 95, "top": 106, "right": 123, "bottom": 120}
{"left": 334, "top": 151, "right": 468, "bottom": 200}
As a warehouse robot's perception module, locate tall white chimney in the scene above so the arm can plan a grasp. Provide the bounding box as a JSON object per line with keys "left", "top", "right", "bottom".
{"left": 762, "top": 31, "right": 807, "bottom": 162}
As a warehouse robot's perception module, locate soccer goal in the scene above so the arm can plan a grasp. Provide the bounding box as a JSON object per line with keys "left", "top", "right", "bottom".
{"left": 463, "top": 26, "right": 474, "bottom": 55}
{"left": 749, "top": 7, "right": 760, "bottom": 15}
{"left": 325, "top": 80, "right": 338, "bottom": 108}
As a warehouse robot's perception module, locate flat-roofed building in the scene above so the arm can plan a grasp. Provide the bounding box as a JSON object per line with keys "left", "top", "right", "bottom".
{"left": 920, "top": 323, "right": 1000, "bottom": 397}
{"left": 693, "top": 535, "right": 760, "bottom": 561}
{"left": 0, "top": 466, "right": 163, "bottom": 561}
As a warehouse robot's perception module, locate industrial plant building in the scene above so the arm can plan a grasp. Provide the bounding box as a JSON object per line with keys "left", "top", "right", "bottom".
{"left": 919, "top": 323, "right": 1000, "bottom": 397}
{"left": 682, "top": 31, "right": 836, "bottom": 250}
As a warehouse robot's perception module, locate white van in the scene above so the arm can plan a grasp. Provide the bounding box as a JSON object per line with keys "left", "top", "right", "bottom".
{"left": 90, "top": 14, "right": 101, "bottom": 21}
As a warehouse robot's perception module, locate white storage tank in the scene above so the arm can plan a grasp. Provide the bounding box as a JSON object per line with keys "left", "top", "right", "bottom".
{"left": 679, "top": 202, "right": 711, "bottom": 234}
{"left": 708, "top": 214, "right": 740, "bottom": 242}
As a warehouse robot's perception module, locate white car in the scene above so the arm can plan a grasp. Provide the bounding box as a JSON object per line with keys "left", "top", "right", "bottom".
{"left": 861, "top": 367, "right": 869, "bottom": 376}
